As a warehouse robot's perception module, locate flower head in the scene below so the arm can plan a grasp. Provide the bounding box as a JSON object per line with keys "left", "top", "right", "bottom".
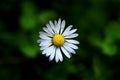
{"left": 37, "top": 19, "right": 79, "bottom": 62}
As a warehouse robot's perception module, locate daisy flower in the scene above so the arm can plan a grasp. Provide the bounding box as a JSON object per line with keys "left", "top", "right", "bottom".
{"left": 37, "top": 19, "right": 79, "bottom": 62}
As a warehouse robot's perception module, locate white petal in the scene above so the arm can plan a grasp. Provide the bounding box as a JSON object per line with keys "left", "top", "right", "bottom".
{"left": 55, "top": 52, "right": 59, "bottom": 63}
{"left": 66, "top": 29, "right": 77, "bottom": 36}
{"left": 56, "top": 48, "right": 63, "bottom": 62}
{"left": 61, "top": 47, "right": 71, "bottom": 58}
{"left": 46, "top": 46, "right": 55, "bottom": 56}
{"left": 42, "top": 45, "right": 54, "bottom": 54}
{"left": 39, "top": 33, "right": 51, "bottom": 39}
{"left": 40, "top": 43, "right": 52, "bottom": 50}
{"left": 62, "top": 25, "right": 73, "bottom": 36}
{"left": 37, "top": 39, "right": 41, "bottom": 43}
{"left": 54, "top": 20, "right": 57, "bottom": 26}
{"left": 63, "top": 45, "right": 76, "bottom": 54}
{"left": 38, "top": 39, "right": 51, "bottom": 44}
{"left": 64, "top": 42, "right": 78, "bottom": 49}
{"left": 46, "top": 24, "right": 54, "bottom": 34}
{"left": 40, "top": 46, "right": 48, "bottom": 50}
{"left": 56, "top": 18, "right": 61, "bottom": 33}
{"left": 64, "top": 33, "right": 78, "bottom": 38}
{"left": 39, "top": 40, "right": 51, "bottom": 46}
{"left": 43, "top": 46, "right": 54, "bottom": 54}
{"left": 43, "top": 27, "right": 53, "bottom": 35}
{"left": 49, "top": 21, "right": 56, "bottom": 33}
{"left": 66, "top": 39, "right": 79, "bottom": 44}
{"left": 60, "top": 20, "right": 65, "bottom": 34}
{"left": 49, "top": 51, "right": 55, "bottom": 61}
{"left": 39, "top": 32, "right": 52, "bottom": 37}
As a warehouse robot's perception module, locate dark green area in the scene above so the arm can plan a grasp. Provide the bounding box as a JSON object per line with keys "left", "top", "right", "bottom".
{"left": 0, "top": 0, "right": 120, "bottom": 80}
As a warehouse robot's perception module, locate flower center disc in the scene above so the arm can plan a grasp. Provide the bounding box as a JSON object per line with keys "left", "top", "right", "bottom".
{"left": 52, "top": 34, "right": 65, "bottom": 47}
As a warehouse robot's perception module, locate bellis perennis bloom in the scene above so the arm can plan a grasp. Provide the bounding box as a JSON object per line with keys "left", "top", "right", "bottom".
{"left": 37, "top": 18, "right": 79, "bottom": 62}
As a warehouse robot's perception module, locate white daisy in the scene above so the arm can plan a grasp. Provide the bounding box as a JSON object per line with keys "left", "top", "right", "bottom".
{"left": 37, "top": 18, "right": 79, "bottom": 62}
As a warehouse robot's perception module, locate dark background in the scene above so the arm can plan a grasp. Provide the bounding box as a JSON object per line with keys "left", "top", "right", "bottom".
{"left": 0, "top": 0, "right": 120, "bottom": 80}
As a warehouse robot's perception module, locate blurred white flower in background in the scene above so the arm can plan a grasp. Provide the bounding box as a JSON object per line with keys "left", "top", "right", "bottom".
{"left": 37, "top": 19, "right": 79, "bottom": 62}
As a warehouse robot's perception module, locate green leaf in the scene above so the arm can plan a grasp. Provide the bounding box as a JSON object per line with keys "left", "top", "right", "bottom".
{"left": 38, "top": 10, "right": 57, "bottom": 24}
{"left": 102, "top": 43, "right": 117, "bottom": 56}
{"left": 20, "top": 44, "right": 38, "bottom": 58}
{"left": 93, "top": 57, "right": 111, "bottom": 80}
{"left": 17, "top": 35, "right": 39, "bottom": 58}
{"left": 105, "top": 22, "right": 120, "bottom": 40}
{"left": 19, "top": 1, "right": 37, "bottom": 30}
{"left": 88, "top": 34, "right": 102, "bottom": 47}
{"left": 20, "top": 15, "right": 37, "bottom": 30}
{"left": 101, "top": 37, "right": 117, "bottom": 56}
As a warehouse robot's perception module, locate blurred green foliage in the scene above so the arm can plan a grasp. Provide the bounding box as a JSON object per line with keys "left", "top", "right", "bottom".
{"left": 0, "top": 0, "right": 120, "bottom": 80}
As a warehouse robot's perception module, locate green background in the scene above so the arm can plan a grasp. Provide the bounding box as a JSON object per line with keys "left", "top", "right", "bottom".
{"left": 0, "top": 0, "right": 120, "bottom": 80}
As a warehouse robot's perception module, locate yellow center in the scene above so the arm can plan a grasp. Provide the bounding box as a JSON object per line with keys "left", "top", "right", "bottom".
{"left": 52, "top": 34, "right": 65, "bottom": 47}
